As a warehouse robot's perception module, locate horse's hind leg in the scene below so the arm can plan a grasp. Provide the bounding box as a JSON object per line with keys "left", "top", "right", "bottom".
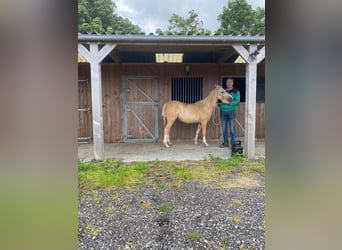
{"left": 194, "top": 123, "right": 202, "bottom": 145}
{"left": 163, "top": 118, "right": 176, "bottom": 148}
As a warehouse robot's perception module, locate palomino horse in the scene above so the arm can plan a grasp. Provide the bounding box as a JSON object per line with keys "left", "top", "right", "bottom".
{"left": 162, "top": 85, "right": 232, "bottom": 148}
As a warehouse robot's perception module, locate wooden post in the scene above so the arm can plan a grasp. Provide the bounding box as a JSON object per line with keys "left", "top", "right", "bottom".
{"left": 78, "top": 43, "right": 116, "bottom": 160}
{"left": 232, "top": 44, "right": 265, "bottom": 159}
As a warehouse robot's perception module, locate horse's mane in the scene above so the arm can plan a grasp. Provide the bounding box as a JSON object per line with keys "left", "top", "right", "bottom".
{"left": 199, "top": 87, "right": 219, "bottom": 103}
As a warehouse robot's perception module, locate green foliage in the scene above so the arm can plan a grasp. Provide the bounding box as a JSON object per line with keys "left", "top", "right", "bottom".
{"left": 157, "top": 201, "right": 176, "bottom": 213}
{"left": 217, "top": 0, "right": 265, "bottom": 35}
{"left": 78, "top": 0, "right": 142, "bottom": 34}
{"left": 156, "top": 10, "right": 211, "bottom": 35}
{"left": 187, "top": 230, "right": 203, "bottom": 241}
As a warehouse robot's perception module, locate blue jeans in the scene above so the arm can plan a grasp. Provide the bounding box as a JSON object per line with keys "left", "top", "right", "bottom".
{"left": 220, "top": 110, "right": 236, "bottom": 146}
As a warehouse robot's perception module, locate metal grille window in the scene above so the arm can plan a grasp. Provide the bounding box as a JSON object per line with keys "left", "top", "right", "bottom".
{"left": 171, "top": 77, "right": 203, "bottom": 103}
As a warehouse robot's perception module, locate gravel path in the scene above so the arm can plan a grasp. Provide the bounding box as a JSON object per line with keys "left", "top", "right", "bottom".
{"left": 78, "top": 178, "right": 265, "bottom": 250}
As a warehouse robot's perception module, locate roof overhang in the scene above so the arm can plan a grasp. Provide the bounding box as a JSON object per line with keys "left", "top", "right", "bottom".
{"left": 78, "top": 34, "right": 265, "bottom": 63}
{"left": 78, "top": 34, "right": 265, "bottom": 45}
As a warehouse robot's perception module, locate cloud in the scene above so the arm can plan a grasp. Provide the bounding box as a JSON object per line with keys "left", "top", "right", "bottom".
{"left": 115, "top": 0, "right": 134, "bottom": 13}
{"left": 112, "top": 0, "right": 265, "bottom": 34}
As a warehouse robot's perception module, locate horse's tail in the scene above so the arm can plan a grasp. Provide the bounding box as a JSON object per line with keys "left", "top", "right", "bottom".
{"left": 162, "top": 103, "right": 167, "bottom": 126}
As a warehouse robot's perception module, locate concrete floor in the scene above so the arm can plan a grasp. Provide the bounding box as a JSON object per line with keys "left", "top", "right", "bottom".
{"left": 78, "top": 140, "right": 265, "bottom": 162}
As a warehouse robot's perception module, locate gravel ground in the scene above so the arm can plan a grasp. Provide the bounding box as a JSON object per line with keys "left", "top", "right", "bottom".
{"left": 78, "top": 177, "right": 265, "bottom": 250}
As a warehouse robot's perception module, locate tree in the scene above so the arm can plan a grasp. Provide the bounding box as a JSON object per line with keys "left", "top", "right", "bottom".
{"left": 251, "top": 7, "right": 265, "bottom": 34}
{"left": 78, "top": 0, "right": 142, "bottom": 34}
{"left": 216, "top": 0, "right": 265, "bottom": 35}
{"left": 156, "top": 10, "right": 211, "bottom": 35}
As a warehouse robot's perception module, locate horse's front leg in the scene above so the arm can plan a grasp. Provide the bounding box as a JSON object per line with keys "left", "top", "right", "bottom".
{"left": 194, "top": 123, "right": 202, "bottom": 145}
{"left": 201, "top": 121, "right": 208, "bottom": 146}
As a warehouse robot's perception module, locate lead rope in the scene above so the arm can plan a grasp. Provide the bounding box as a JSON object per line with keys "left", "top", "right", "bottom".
{"left": 211, "top": 106, "right": 221, "bottom": 126}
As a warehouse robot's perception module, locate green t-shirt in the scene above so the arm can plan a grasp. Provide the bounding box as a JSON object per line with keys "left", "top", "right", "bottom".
{"left": 218, "top": 88, "right": 240, "bottom": 112}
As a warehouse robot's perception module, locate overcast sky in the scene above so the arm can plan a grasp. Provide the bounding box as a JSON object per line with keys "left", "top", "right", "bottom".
{"left": 113, "top": 0, "right": 265, "bottom": 34}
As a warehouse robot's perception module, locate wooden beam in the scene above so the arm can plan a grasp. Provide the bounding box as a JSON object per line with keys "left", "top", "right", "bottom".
{"left": 244, "top": 45, "right": 257, "bottom": 159}
{"left": 255, "top": 46, "right": 265, "bottom": 64}
{"left": 78, "top": 44, "right": 92, "bottom": 62}
{"left": 78, "top": 42, "right": 116, "bottom": 160}
{"left": 217, "top": 50, "right": 236, "bottom": 64}
{"left": 108, "top": 51, "right": 121, "bottom": 63}
{"left": 232, "top": 44, "right": 265, "bottom": 159}
{"left": 90, "top": 62, "right": 104, "bottom": 160}
{"left": 97, "top": 44, "right": 116, "bottom": 62}
{"left": 232, "top": 45, "right": 250, "bottom": 62}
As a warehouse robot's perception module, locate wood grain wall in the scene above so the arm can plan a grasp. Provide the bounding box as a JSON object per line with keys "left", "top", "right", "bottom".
{"left": 78, "top": 64, "right": 92, "bottom": 143}
{"left": 78, "top": 63, "right": 265, "bottom": 143}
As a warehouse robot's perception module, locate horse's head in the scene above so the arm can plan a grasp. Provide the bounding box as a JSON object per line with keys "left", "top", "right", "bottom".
{"left": 216, "top": 85, "right": 233, "bottom": 102}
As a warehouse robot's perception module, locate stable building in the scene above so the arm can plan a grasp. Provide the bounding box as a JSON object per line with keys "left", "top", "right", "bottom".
{"left": 78, "top": 34, "right": 265, "bottom": 159}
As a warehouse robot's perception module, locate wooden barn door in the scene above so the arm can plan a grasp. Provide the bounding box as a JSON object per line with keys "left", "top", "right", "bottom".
{"left": 123, "top": 76, "right": 158, "bottom": 142}
{"left": 78, "top": 79, "right": 92, "bottom": 143}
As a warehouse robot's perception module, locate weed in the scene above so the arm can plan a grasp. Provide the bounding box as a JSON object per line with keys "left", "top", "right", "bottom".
{"left": 239, "top": 244, "right": 247, "bottom": 250}
{"left": 187, "top": 230, "right": 203, "bottom": 241}
{"left": 207, "top": 153, "right": 221, "bottom": 161}
{"left": 157, "top": 182, "right": 167, "bottom": 189}
{"left": 261, "top": 219, "right": 265, "bottom": 231}
{"left": 221, "top": 236, "right": 231, "bottom": 247}
{"left": 228, "top": 199, "right": 243, "bottom": 208}
{"left": 158, "top": 201, "right": 176, "bottom": 213}
{"left": 127, "top": 240, "right": 133, "bottom": 247}
{"left": 173, "top": 166, "right": 193, "bottom": 180}
{"left": 232, "top": 214, "right": 241, "bottom": 224}
{"left": 170, "top": 180, "right": 183, "bottom": 188}
{"left": 140, "top": 201, "right": 152, "bottom": 210}
{"left": 227, "top": 154, "right": 246, "bottom": 167}
{"left": 107, "top": 206, "right": 115, "bottom": 213}
{"left": 84, "top": 224, "right": 102, "bottom": 239}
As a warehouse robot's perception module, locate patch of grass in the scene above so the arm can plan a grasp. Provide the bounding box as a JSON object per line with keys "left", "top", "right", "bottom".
{"left": 207, "top": 153, "right": 246, "bottom": 168}
{"left": 187, "top": 230, "right": 203, "bottom": 241}
{"left": 78, "top": 160, "right": 149, "bottom": 188}
{"left": 157, "top": 201, "right": 176, "bottom": 213}
{"left": 78, "top": 156, "right": 264, "bottom": 189}
{"left": 217, "top": 176, "right": 261, "bottom": 188}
